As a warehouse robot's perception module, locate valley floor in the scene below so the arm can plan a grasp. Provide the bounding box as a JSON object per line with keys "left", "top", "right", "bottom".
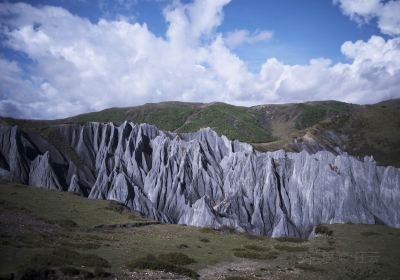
{"left": 0, "top": 182, "right": 399, "bottom": 280}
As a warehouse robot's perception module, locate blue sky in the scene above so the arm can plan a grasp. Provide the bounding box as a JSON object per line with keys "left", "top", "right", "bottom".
{"left": 0, "top": 0, "right": 399, "bottom": 118}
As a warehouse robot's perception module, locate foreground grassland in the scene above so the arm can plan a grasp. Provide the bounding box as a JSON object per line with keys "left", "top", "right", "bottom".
{"left": 1, "top": 182, "right": 400, "bottom": 279}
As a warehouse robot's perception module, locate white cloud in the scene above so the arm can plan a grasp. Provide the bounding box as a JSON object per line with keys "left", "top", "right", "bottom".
{"left": 224, "top": 29, "right": 273, "bottom": 48}
{"left": 0, "top": 1, "right": 399, "bottom": 119}
{"left": 334, "top": 0, "right": 400, "bottom": 36}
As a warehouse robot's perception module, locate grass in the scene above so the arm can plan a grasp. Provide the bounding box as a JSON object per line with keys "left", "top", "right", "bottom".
{"left": 243, "top": 244, "right": 265, "bottom": 251}
{"left": 274, "top": 244, "right": 309, "bottom": 252}
{"left": 275, "top": 237, "right": 308, "bottom": 243}
{"left": 295, "top": 101, "right": 351, "bottom": 129}
{"left": 157, "top": 252, "right": 195, "bottom": 265}
{"left": 294, "top": 263, "right": 325, "bottom": 273}
{"left": 176, "top": 103, "right": 273, "bottom": 143}
{"left": 126, "top": 254, "right": 199, "bottom": 278}
{"left": 29, "top": 248, "right": 110, "bottom": 269}
{"left": 0, "top": 183, "right": 144, "bottom": 229}
{"left": 360, "top": 231, "right": 382, "bottom": 236}
{"left": 233, "top": 250, "right": 279, "bottom": 260}
{"left": 69, "top": 102, "right": 274, "bottom": 143}
{"left": 1, "top": 182, "right": 400, "bottom": 279}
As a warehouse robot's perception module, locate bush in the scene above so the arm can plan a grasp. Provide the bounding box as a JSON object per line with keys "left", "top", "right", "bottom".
{"left": 315, "top": 225, "right": 333, "bottom": 236}
{"left": 200, "top": 238, "right": 210, "bottom": 243}
{"left": 275, "top": 237, "right": 307, "bottom": 243}
{"left": 199, "top": 227, "right": 216, "bottom": 234}
{"left": 219, "top": 225, "right": 236, "bottom": 233}
{"left": 158, "top": 252, "right": 195, "bottom": 265}
{"left": 274, "top": 244, "right": 308, "bottom": 252}
{"left": 244, "top": 244, "right": 265, "bottom": 252}
{"left": 126, "top": 255, "right": 199, "bottom": 279}
{"left": 233, "top": 250, "right": 278, "bottom": 260}
{"left": 106, "top": 200, "right": 128, "bottom": 214}
{"left": 30, "top": 248, "right": 110, "bottom": 269}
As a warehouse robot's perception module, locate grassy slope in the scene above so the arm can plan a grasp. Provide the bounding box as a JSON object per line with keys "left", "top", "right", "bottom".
{"left": 318, "top": 103, "right": 400, "bottom": 167}
{"left": 69, "top": 102, "right": 273, "bottom": 143}
{"left": 1, "top": 182, "right": 400, "bottom": 279}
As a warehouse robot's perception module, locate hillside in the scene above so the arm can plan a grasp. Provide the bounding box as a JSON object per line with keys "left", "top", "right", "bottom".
{"left": 1, "top": 99, "right": 399, "bottom": 167}
{"left": 1, "top": 182, "right": 399, "bottom": 279}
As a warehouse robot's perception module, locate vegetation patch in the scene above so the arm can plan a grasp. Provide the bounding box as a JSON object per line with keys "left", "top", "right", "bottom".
{"left": 177, "top": 243, "right": 189, "bottom": 249}
{"left": 199, "top": 227, "right": 217, "bottom": 234}
{"left": 106, "top": 200, "right": 129, "bottom": 214}
{"left": 317, "top": 246, "right": 334, "bottom": 251}
{"left": 315, "top": 225, "right": 333, "bottom": 236}
{"left": 126, "top": 254, "right": 199, "bottom": 279}
{"left": 244, "top": 244, "right": 265, "bottom": 252}
{"left": 224, "top": 277, "right": 257, "bottom": 280}
{"left": 200, "top": 238, "right": 210, "bottom": 243}
{"left": 360, "top": 231, "right": 381, "bottom": 236}
{"left": 29, "top": 248, "right": 110, "bottom": 269}
{"left": 274, "top": 244, "right": 308, "bottom": 252}
{"left": 158, "top": 252, "right": 195, "bottom": 265}
{"left": 275, "top": 237, "right": 308, "bottom": 243}
{"left": 17, "top": 266, "right": 100, "bottom": 280}
{"left": 294, "top": 263, "right": 325, "bottom": 272}
{"left": 233, "top": 250, "right": 278, "bottom": 260}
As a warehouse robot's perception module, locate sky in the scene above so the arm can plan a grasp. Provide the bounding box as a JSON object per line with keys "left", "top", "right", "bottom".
{"left": 0, "top": 0, "right": 399, "bottom": 119}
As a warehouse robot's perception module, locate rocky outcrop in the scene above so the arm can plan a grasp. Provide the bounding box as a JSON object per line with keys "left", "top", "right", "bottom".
{"left": 0, "top": 122, "right": 399, "bottom": 237}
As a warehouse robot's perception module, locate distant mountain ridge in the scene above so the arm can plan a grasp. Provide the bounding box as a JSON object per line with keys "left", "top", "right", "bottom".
{"left": 2, "top": 99, "right": 399, "bottom": 167}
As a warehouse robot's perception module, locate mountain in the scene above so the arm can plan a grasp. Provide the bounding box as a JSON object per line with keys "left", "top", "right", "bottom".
{"left": 3, "top": 99, "right": 399, "bottom": 167}
{"left": 0, "top": 119, "right": 399, "bottom": 237}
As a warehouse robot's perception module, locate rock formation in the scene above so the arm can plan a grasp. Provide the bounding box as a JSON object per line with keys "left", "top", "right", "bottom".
{"left": 0, "top": 122, "right": 399, "bottom": 237}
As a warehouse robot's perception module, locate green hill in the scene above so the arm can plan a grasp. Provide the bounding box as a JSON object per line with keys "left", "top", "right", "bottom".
{"left": 2, "top": 99, "right": 399, "bottom": 167}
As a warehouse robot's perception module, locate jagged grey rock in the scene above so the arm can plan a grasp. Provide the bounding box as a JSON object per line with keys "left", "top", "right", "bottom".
{"left": 0, "top": 122, "right": 399, "bottom": 237}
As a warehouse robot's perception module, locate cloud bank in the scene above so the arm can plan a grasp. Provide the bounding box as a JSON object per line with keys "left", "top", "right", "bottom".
{"left": 334, "top": 0, "right": 400, "bottom": 36}
{"left": 0, "top": 0, "right": 399, "bottom": 119}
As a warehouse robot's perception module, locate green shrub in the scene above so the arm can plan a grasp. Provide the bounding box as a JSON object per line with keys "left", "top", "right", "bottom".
{"left": 199, "top": 227, "right": 217, "bottom": 234}
{"left": 177, "top": 244, "right": 189, "bottom": 249}
{"left": 49, "top": 219, "right": 78, "bottom": 228}
{"left": 158, "top": 252, "right": 195, "bottom": 265}
{"left": 233, "top": 250, "right": 278, "bottom": 260}
{"left": 317, "top": 246, "right": 334, "bottom": 251}
{"left": 244, "top": 234, "right": 267, "bottom": 241}
{"left": 275, "top": 237, "right": 307, "bottom": 243}
{"left": 274, "top": 244, "right": 308, "bottom": 252}
{"left": 315, "top": 225, "right": 333, "bottom": 236}
{"left": 106, "top": 200, "right": 128, "bottom": 214}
